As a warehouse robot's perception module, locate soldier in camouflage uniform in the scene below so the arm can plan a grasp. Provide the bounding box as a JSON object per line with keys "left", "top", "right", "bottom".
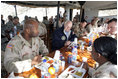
{"left": 4, "top": 19, "right": 49, "bottom": 73}
{"left": 38, "top": 21, "right": 47, "bottom": 36}
{"left": 5, "top": 15, "right": 13, "bottom": 31}
{"left": 73, "top": 20, "right": 88, "bottom": 38}
{"left": 86, "top": 17, "right": 99, "bottom": 33}
{"left": 5, "top": 16, "right": 22, "bottom": 40}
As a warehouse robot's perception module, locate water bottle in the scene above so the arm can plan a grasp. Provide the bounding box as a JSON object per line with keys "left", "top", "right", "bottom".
{"left": 9, "top": 32, "right": 13, "bottom": 38}
{"left": 73, "top": 38, "right": 78, "bottom": 48}
{"left": 81, "top": 43, "right": 85, "bottom": 51}
{"left": 72, "top": 46, "right": 78, "bottom": 62}
{"left": 41, "top": 67, "right": 47, "bottom": 78}
{"left": 53, "top": 60, "right": 59, "bottom": 72}
{"left": 14, "top": 26, "right": 17, "bottom": 36}
{"left": 41, "top": 59, "right": 47, "bottom": 78}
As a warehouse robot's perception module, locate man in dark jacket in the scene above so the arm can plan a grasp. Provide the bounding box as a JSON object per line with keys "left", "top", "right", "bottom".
{"left": 52, "top": 21, "right": 77, "bottom": 51}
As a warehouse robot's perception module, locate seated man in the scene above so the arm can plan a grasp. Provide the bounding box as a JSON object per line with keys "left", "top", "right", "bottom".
{"left": 86, "top": 17, "right": 99, "bottom": 33}
{"left": 4, "top": 19, "right": 49, "bottom": 73}
{"left": 84, "top": 36, "right": 117, "bottom": 78}
{"left": 38, "top": 21, "right": 47, "bottom": 36}
{"left": 5, "top": 16, "right": 21, "bottom": 40}
{"left": 107, "top": 18, "right": 117, "bottom": 39}
{"left": 73, "top": 20, "right": 88, "bottom": 38}
{"left": 5, "top": 15, "right": 13, "bottom": 30}
{"left": 52, "top": 21, "right": 77, "bottom": 51}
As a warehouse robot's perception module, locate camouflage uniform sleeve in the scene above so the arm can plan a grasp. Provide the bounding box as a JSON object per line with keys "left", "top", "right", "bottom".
{"left": 73, "top": 26, "right": 79, "bottom": 37}
{"left": 74, "top": 27, "right": 83, "bottom": 37}
{"left": 39, "top": 37, "right": 49, "bottom": 56}
{"left": 38, "top": 24, "right": 47, "bottom": 36}
{"left": 41, "top": 22, "right": 47, "bottom": 29}
{"left": 88, "top": 67, "right": 95, "bottom": 77}
{"left": 86, "top": 24, "right": 91, "bottom": 33}
{"left": 4, "top": 40, "right": 32, "bottom": 73}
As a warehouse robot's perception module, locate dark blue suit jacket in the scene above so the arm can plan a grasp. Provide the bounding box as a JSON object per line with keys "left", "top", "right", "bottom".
{"left": 52, "top": 26, "right": 77, "bottom": 51}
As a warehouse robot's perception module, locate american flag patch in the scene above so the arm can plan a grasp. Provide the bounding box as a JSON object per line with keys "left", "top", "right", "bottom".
{"left": 7, "top": 44, "right": 14, "bottom": 48}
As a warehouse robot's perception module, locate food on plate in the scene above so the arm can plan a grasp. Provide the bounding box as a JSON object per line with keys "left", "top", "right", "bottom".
{"left": 68, "top": 68, "right": 74, "bottom": 71}
{"left": 66, "top": 50, "right": 96, "bottom": 68}
{"left": 75, "top": 71, "right": 83, "bottom": 76}
{"left": 29, "top": 73, "right": 38, "bottom": 78}
{"left": 47, "top": 60, "right": 54, "bottom": 64}
{"left": 43, "top": 56, "right": 49, "bottom": 61}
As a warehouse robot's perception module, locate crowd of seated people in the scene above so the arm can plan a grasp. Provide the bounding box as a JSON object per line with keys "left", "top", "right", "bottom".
{"left": 1, "top": 13, "right": 117, "bottom": 78}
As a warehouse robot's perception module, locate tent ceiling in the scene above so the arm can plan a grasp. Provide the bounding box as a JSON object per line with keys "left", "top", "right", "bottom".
{"left": 1, "top": 1, "right": 81, "bottom": 8}
{"left": 84, "top": 1, "right": 117, "bottom": 10}
{"left": 1, "top": 1, "right": 117, "bottom": 10}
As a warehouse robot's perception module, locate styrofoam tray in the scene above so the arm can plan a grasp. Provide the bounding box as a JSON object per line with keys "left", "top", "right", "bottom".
{"left": 35, "top": 56, "right": 54, "bottom": 69}
{"left": 58, "top": 65, "right": 86, "bottom": 78}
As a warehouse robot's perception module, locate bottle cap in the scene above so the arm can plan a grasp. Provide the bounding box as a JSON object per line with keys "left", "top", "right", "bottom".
{"left": 74, "top": 46, "right": 77, "bottom": 48}
{"left": 43, "top": 59, "right": 47, "bottom": 63}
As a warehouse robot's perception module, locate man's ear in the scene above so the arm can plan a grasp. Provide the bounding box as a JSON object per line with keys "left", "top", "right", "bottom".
{"left": 25, "top": 28, "right": 30, "bottom": 34}
{"left": 97, "top": 53, "right": 101, "bottom": 58}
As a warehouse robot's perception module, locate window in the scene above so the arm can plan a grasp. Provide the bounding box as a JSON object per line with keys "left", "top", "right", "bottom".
{"left": 98, "top": 9, "right": 117, "bottom": 17}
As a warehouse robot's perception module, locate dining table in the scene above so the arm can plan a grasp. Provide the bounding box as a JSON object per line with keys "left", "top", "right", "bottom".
{"left": 13, "top": 37, "right": 96, "bottom": 78}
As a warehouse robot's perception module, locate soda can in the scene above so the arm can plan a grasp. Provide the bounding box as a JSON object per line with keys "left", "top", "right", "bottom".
{"left": 60, "top": 53, "right": 63, "bottom": 61}
{"left": 68, "top": 54, "right": 72, "bottom": 63}
{"left": 89, "top": 41, "right": 92, "bottom": 46}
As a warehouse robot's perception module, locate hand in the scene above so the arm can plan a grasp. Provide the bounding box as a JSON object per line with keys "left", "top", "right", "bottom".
{"left": 83, "top": 31, "right": 87, "bottom": 36}
{"left": 64, "top": 41, "right": 71, "bottom": 46}
{"left": 31, "top": 55, "right": 42, "bottom": 66}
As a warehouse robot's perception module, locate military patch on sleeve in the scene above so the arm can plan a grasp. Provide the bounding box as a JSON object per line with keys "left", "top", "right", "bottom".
{"left": 6, "top": 44, "right": 14, "bottom": 48}
{"left": 61, "top": 36, "right": 66, "bottom": 40}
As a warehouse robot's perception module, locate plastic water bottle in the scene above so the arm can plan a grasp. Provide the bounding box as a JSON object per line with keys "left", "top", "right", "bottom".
{"left": 14, "top": 26, "right": 17, "bottom": 36}
{"left": 53, "top": 60, "right": 59, "bottom": 72}
{"left": 73, "top": 38, "right": 78, "bottom": 47}
{"left": 80, "top": 43, "right": 84, "bottom": 51}
{"left": 41, "top": 67, "right": 47, "bottom": 78}
{"left": 9, "top": 32, "right": 13, "bottom": 38}
{"left": 72, "top": 46, "right": 78, "bottom": 62}
{"left": 41, "top": 59, "right": 47, "bottom": 78}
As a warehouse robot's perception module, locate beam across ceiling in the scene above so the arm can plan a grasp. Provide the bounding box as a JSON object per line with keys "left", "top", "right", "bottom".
{"left": 1, "top": 1, "right": 66, "bottom": 8}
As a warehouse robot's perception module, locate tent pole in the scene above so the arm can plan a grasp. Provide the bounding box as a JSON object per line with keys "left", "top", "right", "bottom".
{"left": 14, "top": 5, "right": 17, "bottom": 16}
{"left": 80, "top": 6, "right": 82, "bottom": 22}
{"left": 56, "top": 1, "right": 60, "bottom": 29}
{"left": 45, "top": 8, "right": 47, "bottom": 17}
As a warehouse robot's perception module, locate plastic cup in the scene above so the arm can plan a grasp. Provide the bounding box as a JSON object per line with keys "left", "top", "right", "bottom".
{"left": 61, "top": 61, "right": 65, "bottom": 71}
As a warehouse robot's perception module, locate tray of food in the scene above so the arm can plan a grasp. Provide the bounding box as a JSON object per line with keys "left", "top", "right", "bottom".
{"left": 35, "top": 56, "right": 54, "bottom": 69}
{"left": 58, "top": 65, "right": 86, "bottom": 78}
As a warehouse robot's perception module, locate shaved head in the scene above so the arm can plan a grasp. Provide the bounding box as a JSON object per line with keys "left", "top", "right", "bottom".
{"left": 24, "top": 19, "right": 38, "bottom": 30}
{"left": 23, "top": 19, "right": 39, "bottom": 37}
